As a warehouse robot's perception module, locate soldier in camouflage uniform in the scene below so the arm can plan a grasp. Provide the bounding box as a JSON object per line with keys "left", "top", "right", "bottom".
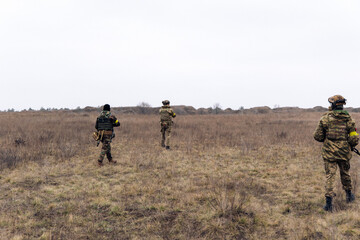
{"left": 160, "top": 100, "right": 176, "bottom": 150}
{"left": 95, "top": 104, "right": 120, "bottom": 166}
{"left": 314, "top": 95, "right": 359, "bottom": 211}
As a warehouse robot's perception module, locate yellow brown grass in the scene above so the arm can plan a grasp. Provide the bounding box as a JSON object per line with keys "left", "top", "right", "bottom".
{"left": 0, "top": 111, "right": 360, "bottom": 239}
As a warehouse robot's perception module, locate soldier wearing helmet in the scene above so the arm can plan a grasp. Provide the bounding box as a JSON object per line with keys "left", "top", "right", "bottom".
{"left": 314, "top": 95, "right": 359, "bottom": 211}
{"left": 159, "top": 100, "right": 176, "bottom": 150}
{"left": 95, "top": 104, "right": 120, "bottom": 166}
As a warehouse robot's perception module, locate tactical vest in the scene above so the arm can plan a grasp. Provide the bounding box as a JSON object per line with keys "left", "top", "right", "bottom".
{"left": 97, "top": 116, "right": 113, "bottom": 131}
{"left": 326, "top": 114, "right": 348, "bottom": 141}
{"left": 160, "top": 108, "right": 173, "bottom": 122}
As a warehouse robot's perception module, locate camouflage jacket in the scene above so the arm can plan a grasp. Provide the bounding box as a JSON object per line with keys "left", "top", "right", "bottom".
{"left": 95, "top": 111, "right": 120, "bottom": 131}
{"left": 159, "top": 106, "right": 176, "bottom": 123}
{"left": 314, "top": 110, "right": 359, "bottom": 161}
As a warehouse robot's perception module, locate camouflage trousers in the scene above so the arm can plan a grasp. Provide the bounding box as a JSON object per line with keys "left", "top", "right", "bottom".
{"left": 98, "top": 135, "right": 112, "bottom": 162}
{"left": 161, "top": 123, "right": 172, "bottom": 147}
{"left": 324, "top": 159, "right": 352, "bottom": 197}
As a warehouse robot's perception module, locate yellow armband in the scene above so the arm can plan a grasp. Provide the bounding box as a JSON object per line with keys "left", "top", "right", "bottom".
{"left": 350, "top": 131, "right": 359, "bottom": 137}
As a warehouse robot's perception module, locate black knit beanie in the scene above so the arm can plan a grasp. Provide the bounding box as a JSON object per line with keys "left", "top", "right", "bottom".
{"left": 103, "top": 104, "right": 110, "bottom": 111}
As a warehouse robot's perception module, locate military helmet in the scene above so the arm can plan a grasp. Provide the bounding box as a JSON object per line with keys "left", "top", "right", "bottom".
{"left": 328, "top": 95, "right": 346, "bottom": 106}
{"left": 103, "top": 104, "right": 111, "bottom": 111}
{"left": 162, "top": 100, "right": 170, "bottom": 105}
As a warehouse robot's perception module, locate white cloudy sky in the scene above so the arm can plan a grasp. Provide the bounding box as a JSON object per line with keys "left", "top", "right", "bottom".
{"left": 0, "top": 0, "right": 359, "bottom": 110}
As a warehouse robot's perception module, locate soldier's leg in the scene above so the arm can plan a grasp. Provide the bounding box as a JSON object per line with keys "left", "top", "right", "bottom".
{"left": 98, "top": 140, "right": 107, "bottom": 163}
{"left": 107, "top": 143, "right": 117, "bottom": 163}
{"left": 165, "top": 127, "right": 171, "bottom": 148}
{"left": 324, "top": 161, "right": 337, "bottom": 197}
{"left": 106, "top": 141, "right": 112, "bottom": 161}
{"left": 161, "top": 127, "right": 166, "bottom": 147}
{"left": 338, "top": 160, "right": 352, "bottom": 191}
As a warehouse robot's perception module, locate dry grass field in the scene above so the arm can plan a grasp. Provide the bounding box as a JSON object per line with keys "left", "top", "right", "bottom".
{"left": 1, "top": 110, "right": 360, "bottom": 239}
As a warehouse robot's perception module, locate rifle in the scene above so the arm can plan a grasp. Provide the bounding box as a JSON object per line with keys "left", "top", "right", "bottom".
{"left": 110, "top": 131, "right": 115, "bottom": 143}
{"left": 93, "top": 131, "right": 103, "bottom": 147}
{"left": 353, "top": 148, "right": 360, "bottom": 156}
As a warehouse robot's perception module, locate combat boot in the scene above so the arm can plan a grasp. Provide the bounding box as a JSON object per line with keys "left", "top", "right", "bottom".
{"left": 165, "top": 146, "right": 170, "bottom": 150}
{"left": 323, "top": 196, "right": 333, "bottom": 212}
{"left": 346, "top": 190, "right": 355, "bottom": 203}
{"left": 109, "top": 158, "right": 117, "bottom": 164}
{"left": 98, "top": 161, "right": 103, "bottom": 167}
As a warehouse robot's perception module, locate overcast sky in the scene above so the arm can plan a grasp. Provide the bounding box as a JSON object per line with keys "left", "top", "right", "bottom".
{"left": 1, "top": 0, "right": 359, "bottom": 111}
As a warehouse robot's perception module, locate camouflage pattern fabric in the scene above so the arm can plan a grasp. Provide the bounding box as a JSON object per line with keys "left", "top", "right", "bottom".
{"left": 324, "top": 160, "right": 352, "bottom": 197}
{"left": 313, "top": 110, "right": 358, "bottom": 161}
{"left": 159, "top": 105, "right": 176, "bottom": 147}
{"left": 98, "top": 134, "right": 112, "bottom": 162}
{"left": 161, "top": 122, "right": 172, "bottom": 147}
{"left": 159, "top": 105, "right": 176, "bottom": 122}
{"left": 314, "top": 110, "right": 359, "bottom": 197}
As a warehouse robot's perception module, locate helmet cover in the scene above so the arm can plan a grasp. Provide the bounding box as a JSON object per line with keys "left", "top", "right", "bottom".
{"left": 328, "top": 95, "right": 346, "bottom": 106}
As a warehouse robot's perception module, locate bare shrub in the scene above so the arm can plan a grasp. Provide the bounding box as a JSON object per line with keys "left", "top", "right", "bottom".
{"left": 207, "top": 181, "right": 250, "bottom": 218}
{"left": 277, "top": 131, "right": 287, "bottom": 139}
{"left": 14, "top": 138, "right": 26, "bottom": 146}
{"left": 137, "top": 102, "right": 152, "bottom": 114}
{"left": 202, "top": 177, "right": 261, "bottom": 239}
{"left": 212, "top": 103, "right": 222, "bottom": 114}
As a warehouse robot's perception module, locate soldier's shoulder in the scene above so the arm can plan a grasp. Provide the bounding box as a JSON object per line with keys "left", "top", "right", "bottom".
{"left": 317, "top": 113, "right": 330, "bottom": 125}
{"left": 347, "top": 111, "right": 355, "bottom": 119}
{"left": 347, "top": 115, "right": 356, "bottom": 124}
{"left": 320, "top": 112, "right": 330, "bottom": 119}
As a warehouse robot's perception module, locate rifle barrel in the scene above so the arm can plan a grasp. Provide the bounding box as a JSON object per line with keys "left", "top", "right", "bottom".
{"left": 353, "top": 148, "right": 360, "bottom": 156}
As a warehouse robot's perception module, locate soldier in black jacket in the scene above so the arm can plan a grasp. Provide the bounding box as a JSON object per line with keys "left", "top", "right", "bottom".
{"left": 95, "top": 104, "right": 120, "bottom": 166}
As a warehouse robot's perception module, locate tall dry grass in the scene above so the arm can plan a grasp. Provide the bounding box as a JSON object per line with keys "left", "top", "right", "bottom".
{"left": 0, "top": 110, "right": 360, "bottom": 239}
{"left": 0, "top": 111, "right": 93, "bottom": 169}
{"left": 0, "top": 111, "right": 317, "bottom": 169}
